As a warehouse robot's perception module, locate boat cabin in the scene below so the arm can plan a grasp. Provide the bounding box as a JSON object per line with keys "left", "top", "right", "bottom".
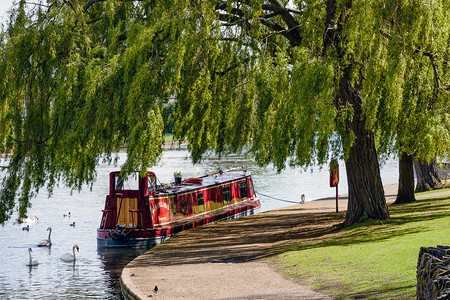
{"left": 99, "top": 169, "right": 259, "bottom": 232}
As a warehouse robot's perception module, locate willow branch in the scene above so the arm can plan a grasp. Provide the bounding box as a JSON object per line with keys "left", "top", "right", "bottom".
{"left": 83, "top": 0, "right": 143, "bottom": 12}
{"left": 214, "top": 57, "right": 250, "bottom": 76}
{"left": 262, "top": 24, "right": 301, "bottom": 40}
{"left": 63, "top": 0, "right": 75, "bottom": 11}
{"left": 87, "top": 16, "right": 103, "bottom": 25}
{"left": 25, "top": 2, "right": 52, "bottom": 7}
{"left": 414, "top": 48, "right": 449, "bottom": 92}
{"left": 9, "top": 117, "right": 59, "bottom": 146}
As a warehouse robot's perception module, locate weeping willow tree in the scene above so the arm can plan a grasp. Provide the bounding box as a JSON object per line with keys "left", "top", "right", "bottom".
{"left": 0, "top": 0, "right": 448, "bottom": 226}
{"left": 393, "top": 53, "right": 449, "bottom": 204}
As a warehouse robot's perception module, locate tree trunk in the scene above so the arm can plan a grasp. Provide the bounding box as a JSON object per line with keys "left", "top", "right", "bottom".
{"left": 323, "top": 0, "right": 389, "bottom": 227}
{"left": 394, "top": 152, "right": 416, "bottom": 204}
{"left": 338, "top": 69, "right": 390, "bottom": 227}
{"left": 343, "top": 128, "right": 390, "bottom": 226}
{"left": 414, "top": 159, "right": 441, "bottom": 192}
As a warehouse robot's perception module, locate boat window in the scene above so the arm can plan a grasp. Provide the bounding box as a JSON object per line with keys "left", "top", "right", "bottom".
{"left": 115, "top": 173, "right": 139, "bottom": 191}
{"left": 148, "top": 175, "right": 156, "bottom": 194}
{"left": 250, "top": 179, "right": 255, "bottom": 197}
{"left": 183, "top": 197, "right": 188, "bottom": 215}
{"left": 239, "top": 181, "right": 248, "bottom": 199}
{"left": 197, "top": 192, "right": 205, "bottom": 213}
{"left": 222, "top": 185, "right": 231, "bottom": 204}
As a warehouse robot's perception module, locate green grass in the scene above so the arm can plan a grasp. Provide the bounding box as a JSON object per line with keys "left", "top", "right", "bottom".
{"left": 415, "top": 187, "right": 450, "bottom": 196}
{"left": 271, "top": 194, "right": 450, "bottom": 299}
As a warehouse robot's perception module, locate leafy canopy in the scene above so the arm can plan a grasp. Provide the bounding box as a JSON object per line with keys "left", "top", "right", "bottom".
{"left": 0, "top": 0, "right": 448, "bottom": 224}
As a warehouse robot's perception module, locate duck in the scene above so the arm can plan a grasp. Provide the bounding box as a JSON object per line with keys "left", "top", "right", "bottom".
{"left": 300, "top": 194, "right": 310, "bottom": 204}
{"left": 37, "top": 227, "right": 52, "bottom": 247}
{"left": 22, "top": 225, "right": 30, "bottom": 231}
{"left": 21, "top": 214, "right": 39, "bottom": 226}
{"left": 27, "top": 248, "right": 38, "bottom": 266}
{"left": 60, "top": 244, "right": 79, "bottom": 262}
{"left": 69, "top": 222, "right": 75, "bottom": 227}
{"left": 63, "top": 212, "right": 71, "bottom": 217}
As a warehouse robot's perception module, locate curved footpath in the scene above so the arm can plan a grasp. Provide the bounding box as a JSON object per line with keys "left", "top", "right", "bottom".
{"left": 120, "top": 184, "right": 444, "bottom": 299}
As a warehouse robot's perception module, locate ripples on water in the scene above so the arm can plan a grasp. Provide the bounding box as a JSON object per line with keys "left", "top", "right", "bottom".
{"left": 0, "top": 150, "right": 398, "bottom": 299}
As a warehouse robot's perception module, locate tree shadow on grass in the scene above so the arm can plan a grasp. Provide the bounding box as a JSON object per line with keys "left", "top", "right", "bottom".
{"left": 263, "top": 196, "right": 449, "bottom": 258}
{"left": 127, "top": 196, "right": 449, "bottom": 268}
{"left": 344, "top": 283, "right": 416, "bottom": 300}
{"left": 390, "top": 196, "right": 450, "bottom": 214}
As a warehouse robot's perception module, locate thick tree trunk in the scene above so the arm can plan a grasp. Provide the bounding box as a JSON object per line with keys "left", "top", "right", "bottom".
{"left": 338, "top": 70, "right": 390, "bottom": 227}
{"left": 343, "top": 127, "right": 389, "bottom": 226}
{"left": 395, "top": 152, "right": 416, "bottom": 204}
{"left": 414, "top": 159, "right": 441, "bottom": 192}
{"left": 323, "top": 0, "right": 389, "bottom": 227}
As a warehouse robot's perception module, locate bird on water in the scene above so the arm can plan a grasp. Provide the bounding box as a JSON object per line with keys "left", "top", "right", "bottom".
{"left": 37, "top": 227, "right": 52, "bottom": 247}
{"left": 60, "top": 244, "right": 79, "bottom": 262}
{"left": 27, "top": 248, "right": 38, "bottom": 266}
{"left": 21, "top": 214, "right": 39, "bottom": 226}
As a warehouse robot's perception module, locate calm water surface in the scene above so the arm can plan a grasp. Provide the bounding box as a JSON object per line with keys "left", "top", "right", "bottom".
{"left": 0, "top": 150, "right": 399, "bottom": 299}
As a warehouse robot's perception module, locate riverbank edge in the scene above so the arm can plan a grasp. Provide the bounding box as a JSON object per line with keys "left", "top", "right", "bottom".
{"left": 120, "top": 270, "right": 142, "bottom": 300}
{"left": 119, "top": 184, "right": 447, "bottom": 299}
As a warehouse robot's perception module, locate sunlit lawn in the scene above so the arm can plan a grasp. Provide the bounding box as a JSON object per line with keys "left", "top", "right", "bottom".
{"left": 272, "top": 191, "right": 450, "bottom": 299}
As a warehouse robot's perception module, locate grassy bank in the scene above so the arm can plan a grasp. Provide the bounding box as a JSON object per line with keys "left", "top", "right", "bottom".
{"left": 271, "top": 190, "right": 450, "bottom": 299}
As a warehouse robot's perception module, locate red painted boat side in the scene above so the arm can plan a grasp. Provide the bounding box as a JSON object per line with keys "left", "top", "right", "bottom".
{"left": 97, "top": 169, "right": 261, "bottom": 248}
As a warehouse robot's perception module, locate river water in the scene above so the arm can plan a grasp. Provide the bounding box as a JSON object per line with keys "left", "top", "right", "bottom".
{"left": 0, "top": 149, "right": 399, "bottom": 299}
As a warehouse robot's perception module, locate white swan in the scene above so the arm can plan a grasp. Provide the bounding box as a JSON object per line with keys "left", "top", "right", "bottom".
{"left": 21, "top": 214, "right": 39, "bottom": 226}
{"left": 37, "top": 227, "right": 52, "bottom": 247}
{"left": 27, "top": 248, "right": 38, "bottom": 266}
{"left": 60, "top": 244, "right": 79, "bottom": 262}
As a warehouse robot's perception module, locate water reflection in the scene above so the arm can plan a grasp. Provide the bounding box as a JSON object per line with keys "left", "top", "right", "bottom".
{"left": 98, "top": 246, "right": 154, "bottom": 298}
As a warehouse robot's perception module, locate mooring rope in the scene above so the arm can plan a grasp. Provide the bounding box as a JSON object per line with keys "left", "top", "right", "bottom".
{"left": 256, "top": 191, "right": 305, "bottom": 204}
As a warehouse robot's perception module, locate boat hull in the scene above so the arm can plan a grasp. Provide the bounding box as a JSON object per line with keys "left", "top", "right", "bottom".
{"left": 97, "top": 206, "right": 259, "bottom": 248}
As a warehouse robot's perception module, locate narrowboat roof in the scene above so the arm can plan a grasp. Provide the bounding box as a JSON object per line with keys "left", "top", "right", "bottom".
{"left": 155, "top": 170, "right": 251, "bottom": 195}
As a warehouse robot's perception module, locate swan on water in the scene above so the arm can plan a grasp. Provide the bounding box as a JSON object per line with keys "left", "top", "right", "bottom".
{"left": 63, "top": 212, "right": 71, "bottom": 217}
{"left": 27, "top": 248, "right": 38, "bottom": 266}
{"left": 60, "top": 244, "right": 79, "bottom": 262}
{"left": 21, "top": 214, "right": 39, "bottom": 226}
{"left": 37, "top": 227, "right": 52, "bottom": 247}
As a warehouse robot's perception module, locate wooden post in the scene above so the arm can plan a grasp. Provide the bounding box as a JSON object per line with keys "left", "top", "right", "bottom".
{"left": 336, "top": 182, "right": 339, "bottom": 213}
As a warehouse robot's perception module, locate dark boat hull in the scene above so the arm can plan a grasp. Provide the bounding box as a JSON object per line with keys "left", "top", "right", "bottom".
{"left": 97, "top": 205, "right": 259, "bottom": 248}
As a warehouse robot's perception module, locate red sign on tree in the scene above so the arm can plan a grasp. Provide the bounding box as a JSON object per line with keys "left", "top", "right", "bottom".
{"left": 330, "top": 160, "right": 339, "bottom": 187}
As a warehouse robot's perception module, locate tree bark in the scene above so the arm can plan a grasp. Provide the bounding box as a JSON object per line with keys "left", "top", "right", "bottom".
{"left": 343, "top": 127, "right": 390, "bottom": 226}
{"left": 338, "top": 69, "right": 390, "bottom": 227}
{"left": 321, "top": 0, "right": 389, "bottom": 226}
{"left": 394, "top": 152, "right": 416, "bottom": 204}
{"left": 414, "top": 158, "right": 441, "bottom": 192}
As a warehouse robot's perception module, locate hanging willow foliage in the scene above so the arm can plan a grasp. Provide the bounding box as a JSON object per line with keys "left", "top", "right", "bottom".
{"left": 0, "top": 0, "right": 448, "bottom": 225}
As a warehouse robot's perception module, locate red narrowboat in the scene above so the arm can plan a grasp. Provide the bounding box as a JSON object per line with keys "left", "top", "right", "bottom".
{"left": 97, "top": 169, "right": 261, "bottom": 247}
